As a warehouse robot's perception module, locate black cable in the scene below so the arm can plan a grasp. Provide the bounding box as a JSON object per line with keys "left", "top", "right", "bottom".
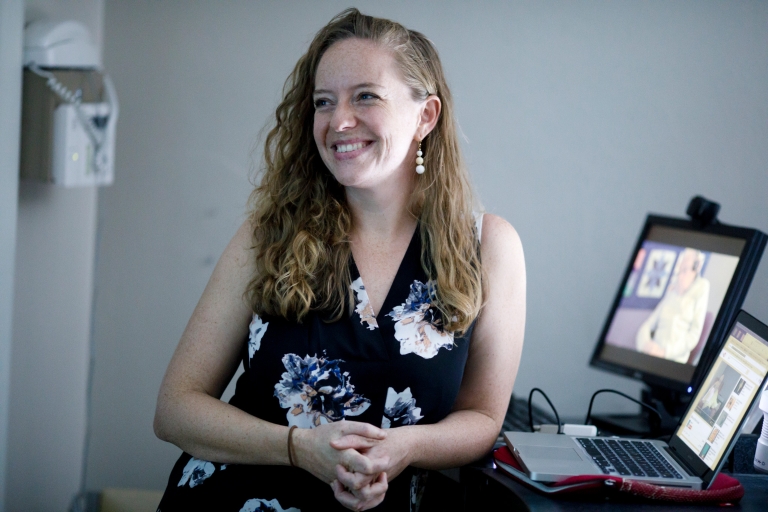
{"left": 528, "top": 387, "right": 561, "bottom": 434}
{"left": 584, "top": 389, "right": 662, "bottom": 427}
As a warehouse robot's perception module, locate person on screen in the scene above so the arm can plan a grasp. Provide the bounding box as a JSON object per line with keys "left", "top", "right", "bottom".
{"left": 698, "top": 373, "right": 725, "bottom": 419}
{"left": 635, "top": 248, "right": 710, "bottom": 363}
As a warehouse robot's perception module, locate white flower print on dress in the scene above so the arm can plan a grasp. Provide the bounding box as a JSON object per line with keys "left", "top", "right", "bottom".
{"left": 178, "top": 457, "right": 223, "bottom": 488}
{"left": 350, "top": 277, "right": 378, "bottom": 330}
{"left": 248, "top": 313, "right": 269, "bottom": 365}
{"left": 239, "top": 498, "right": 300, "bottom": 512}
{"left": 381, "top": 387, "right": 423, "bottom": 429}
{"left": 387, "top": 280, "right": 453, "bottom": 359}
{"left": 274, "top": 353, "right": 371, "bottom": 428}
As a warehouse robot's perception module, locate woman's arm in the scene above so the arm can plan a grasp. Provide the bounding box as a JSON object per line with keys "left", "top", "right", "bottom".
{"left": 333, "top": 213, "right": 526, "bottom": 481}
{"left": 154, "top": 220, "right": 291, "bottom": 464}
{"left": 154, "top": 220, "right": 388, "bottom": 481}
{"left": 409, "top": 213, "right": 525, "bottom": 467}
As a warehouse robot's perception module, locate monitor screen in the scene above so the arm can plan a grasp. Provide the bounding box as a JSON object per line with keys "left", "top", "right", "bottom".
{"left": 674, "top": 317, "right": 768, "bottom": 472}
{"left": 591, "top": 218, "right": 759, "bottom": 387}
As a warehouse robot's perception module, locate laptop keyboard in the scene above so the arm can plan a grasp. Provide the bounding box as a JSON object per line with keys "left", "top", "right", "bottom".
{"left": 576, "top": 438, "right": 684, "bottom": 479}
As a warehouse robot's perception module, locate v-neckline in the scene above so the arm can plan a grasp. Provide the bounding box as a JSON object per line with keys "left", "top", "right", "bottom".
{"left": 350, "top": 224, "right": 420, "bottom": 321}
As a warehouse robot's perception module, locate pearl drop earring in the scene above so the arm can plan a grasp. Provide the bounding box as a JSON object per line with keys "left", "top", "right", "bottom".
{"left": 415, "top": 141, "right": 425, "bottom": 174}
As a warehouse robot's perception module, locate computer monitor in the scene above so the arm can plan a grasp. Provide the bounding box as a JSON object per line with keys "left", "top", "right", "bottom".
{"left": 590, "top": 210, "right": 765, "bottom": 434}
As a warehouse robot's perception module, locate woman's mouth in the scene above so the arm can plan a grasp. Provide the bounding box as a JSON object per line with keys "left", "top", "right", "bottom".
{"left": 334, "top": 141, "right": 370, "bottom": 153}
{"left": 332, "top": 141, "right": 372, "bottom": 160}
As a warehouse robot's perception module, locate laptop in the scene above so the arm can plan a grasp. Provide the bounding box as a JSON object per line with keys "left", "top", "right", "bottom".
{"left": 504, "top": 310, "right": 768, "bottom": 490}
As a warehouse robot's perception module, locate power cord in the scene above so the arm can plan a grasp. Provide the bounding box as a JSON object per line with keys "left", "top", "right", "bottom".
{"left": 520, "top": 388, "right": 662, "bottom": 437}
{"left": 584, "top": 388, "right": 663, "bottom": 431}
{"left": 528, "top": 387, "right": 561, "bottom": 434}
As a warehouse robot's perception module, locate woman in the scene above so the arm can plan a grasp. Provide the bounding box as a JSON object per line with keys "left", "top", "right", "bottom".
{"left": 155, "top": 8, "right": 525, "bottom": 511}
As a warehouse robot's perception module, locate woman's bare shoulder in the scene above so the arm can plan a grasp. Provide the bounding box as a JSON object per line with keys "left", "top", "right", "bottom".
{"left": 214, "top": 218, "right": 258, "bottom": 285}
{"left": 478, "top": 213, "right": 523, "bottom": 265}
{"left": 187, "top": 218, "right": 258, "bottom": 329}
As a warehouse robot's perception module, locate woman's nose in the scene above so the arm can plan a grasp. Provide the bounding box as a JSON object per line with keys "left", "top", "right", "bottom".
{"left": 330, "top": 102, "right": 357, "bottom": 132}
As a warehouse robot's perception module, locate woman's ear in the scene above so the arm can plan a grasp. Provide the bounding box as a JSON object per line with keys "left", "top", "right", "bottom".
{"left": 417, "top": 95, "right": 441, "bottom": 139}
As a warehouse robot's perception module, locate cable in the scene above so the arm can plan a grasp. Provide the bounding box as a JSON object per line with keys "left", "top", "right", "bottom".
{"left": 584, "top": 389, "right": 662, "bottom": 428}
{"left": 528, "top": 387, "right": 561, "bottom": 434}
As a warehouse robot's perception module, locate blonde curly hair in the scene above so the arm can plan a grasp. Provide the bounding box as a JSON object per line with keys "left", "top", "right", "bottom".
{"left": 246, "top": 8, "right": 482, "bottom": 333}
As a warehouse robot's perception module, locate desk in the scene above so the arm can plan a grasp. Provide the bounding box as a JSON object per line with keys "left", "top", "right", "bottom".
{"left": 420, "top": 435, "right": 767, "bottom": 511}
{"left": 441, "top": 434, "right": 767, "bottom": 511}
{"left": 454, "top": 446, "right": 768, "bottom": 512}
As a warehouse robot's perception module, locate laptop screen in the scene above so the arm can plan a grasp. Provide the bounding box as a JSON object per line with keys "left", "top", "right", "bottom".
{"left": 676, "top": 319, "right": 768, "bottom": 470}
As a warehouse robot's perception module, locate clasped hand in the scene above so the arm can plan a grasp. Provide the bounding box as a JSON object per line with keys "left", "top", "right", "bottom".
{"left": 294, "top": 421, "right": 411, "bottom": 511}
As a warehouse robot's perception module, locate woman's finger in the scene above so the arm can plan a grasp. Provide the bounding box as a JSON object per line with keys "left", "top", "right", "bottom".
{"left": 367, "top": 471, "right": 388, "bottom": 496}
{"left": 331, "top": 434, "right": 382, "bottom": 450}
{"left": 358, "top": 472, "right": 388, "bottom": 511}
{"left": 339, "top": 421, "right": 387, "bottom": 440}
{"left": 335, "top": 464, "right": 375, "bottom": 491}
{"left": 342, "top": 449, "right": 390, "bottom": 475}
{"left": 331, "top": 479, "right": 363, "bottom": 511}
{"left": 341, "top": 449, "right": 374, "bottom": 475}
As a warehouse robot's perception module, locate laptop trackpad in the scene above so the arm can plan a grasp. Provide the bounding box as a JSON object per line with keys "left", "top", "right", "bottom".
{"left": 518, "top": 445, "right": 598, "bottom": 478}
{"left": 521, "top": 446, "right": 584, "bottom": 461}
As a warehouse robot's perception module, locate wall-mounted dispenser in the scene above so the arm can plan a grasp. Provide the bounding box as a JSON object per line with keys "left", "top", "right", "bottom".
{"left": 20, "top": 20, "right": 118, "bottom": 187}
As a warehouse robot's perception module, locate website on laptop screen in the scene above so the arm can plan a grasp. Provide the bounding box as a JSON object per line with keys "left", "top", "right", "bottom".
{"left": 676, "top": 322, "right": 768, "bottom": 469}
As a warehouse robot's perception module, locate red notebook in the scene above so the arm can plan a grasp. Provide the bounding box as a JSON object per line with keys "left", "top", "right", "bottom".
{"left": 493, "top": 446, "right": 744, "bottom": 504}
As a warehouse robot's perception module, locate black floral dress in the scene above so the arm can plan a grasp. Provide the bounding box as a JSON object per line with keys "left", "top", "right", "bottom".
{"left": 158, "top": 225, "right": 478, "bottom": 512}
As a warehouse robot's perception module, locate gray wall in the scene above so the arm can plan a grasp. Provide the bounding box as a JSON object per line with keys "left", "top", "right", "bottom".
{"left": 0, "top": 2, "right": 24, "bottom": 510}
{"left": 6, "top": 1, "right": 104, "bottom": 511}
{"left": 86, "top": 0, "right": 768, "bottom": 491}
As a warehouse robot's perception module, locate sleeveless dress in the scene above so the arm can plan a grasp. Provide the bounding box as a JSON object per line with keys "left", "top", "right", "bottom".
{"left": 158, "top": 218, "right": 482, "bottom": 512}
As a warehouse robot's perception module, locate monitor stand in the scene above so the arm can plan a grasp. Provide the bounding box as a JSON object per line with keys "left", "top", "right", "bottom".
{"left": 590, "top": 386, "right": 691, "bottom": 436}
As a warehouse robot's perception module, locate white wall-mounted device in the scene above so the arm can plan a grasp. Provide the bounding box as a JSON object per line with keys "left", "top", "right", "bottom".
{"left": 20, "top": 20, "right": 118, "bottom": 187}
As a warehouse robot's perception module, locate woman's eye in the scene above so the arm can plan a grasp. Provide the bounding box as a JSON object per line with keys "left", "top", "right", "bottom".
{"left": 359, "top": 93, "right": 377, "bottom": 101}
{"left": 313, "top": 98, "right": 329, "bottom": 108}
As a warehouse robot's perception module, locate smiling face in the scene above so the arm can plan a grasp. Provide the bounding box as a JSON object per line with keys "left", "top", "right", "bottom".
{"left": 312, "top": 38, "right": 426, "bottom": 190}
